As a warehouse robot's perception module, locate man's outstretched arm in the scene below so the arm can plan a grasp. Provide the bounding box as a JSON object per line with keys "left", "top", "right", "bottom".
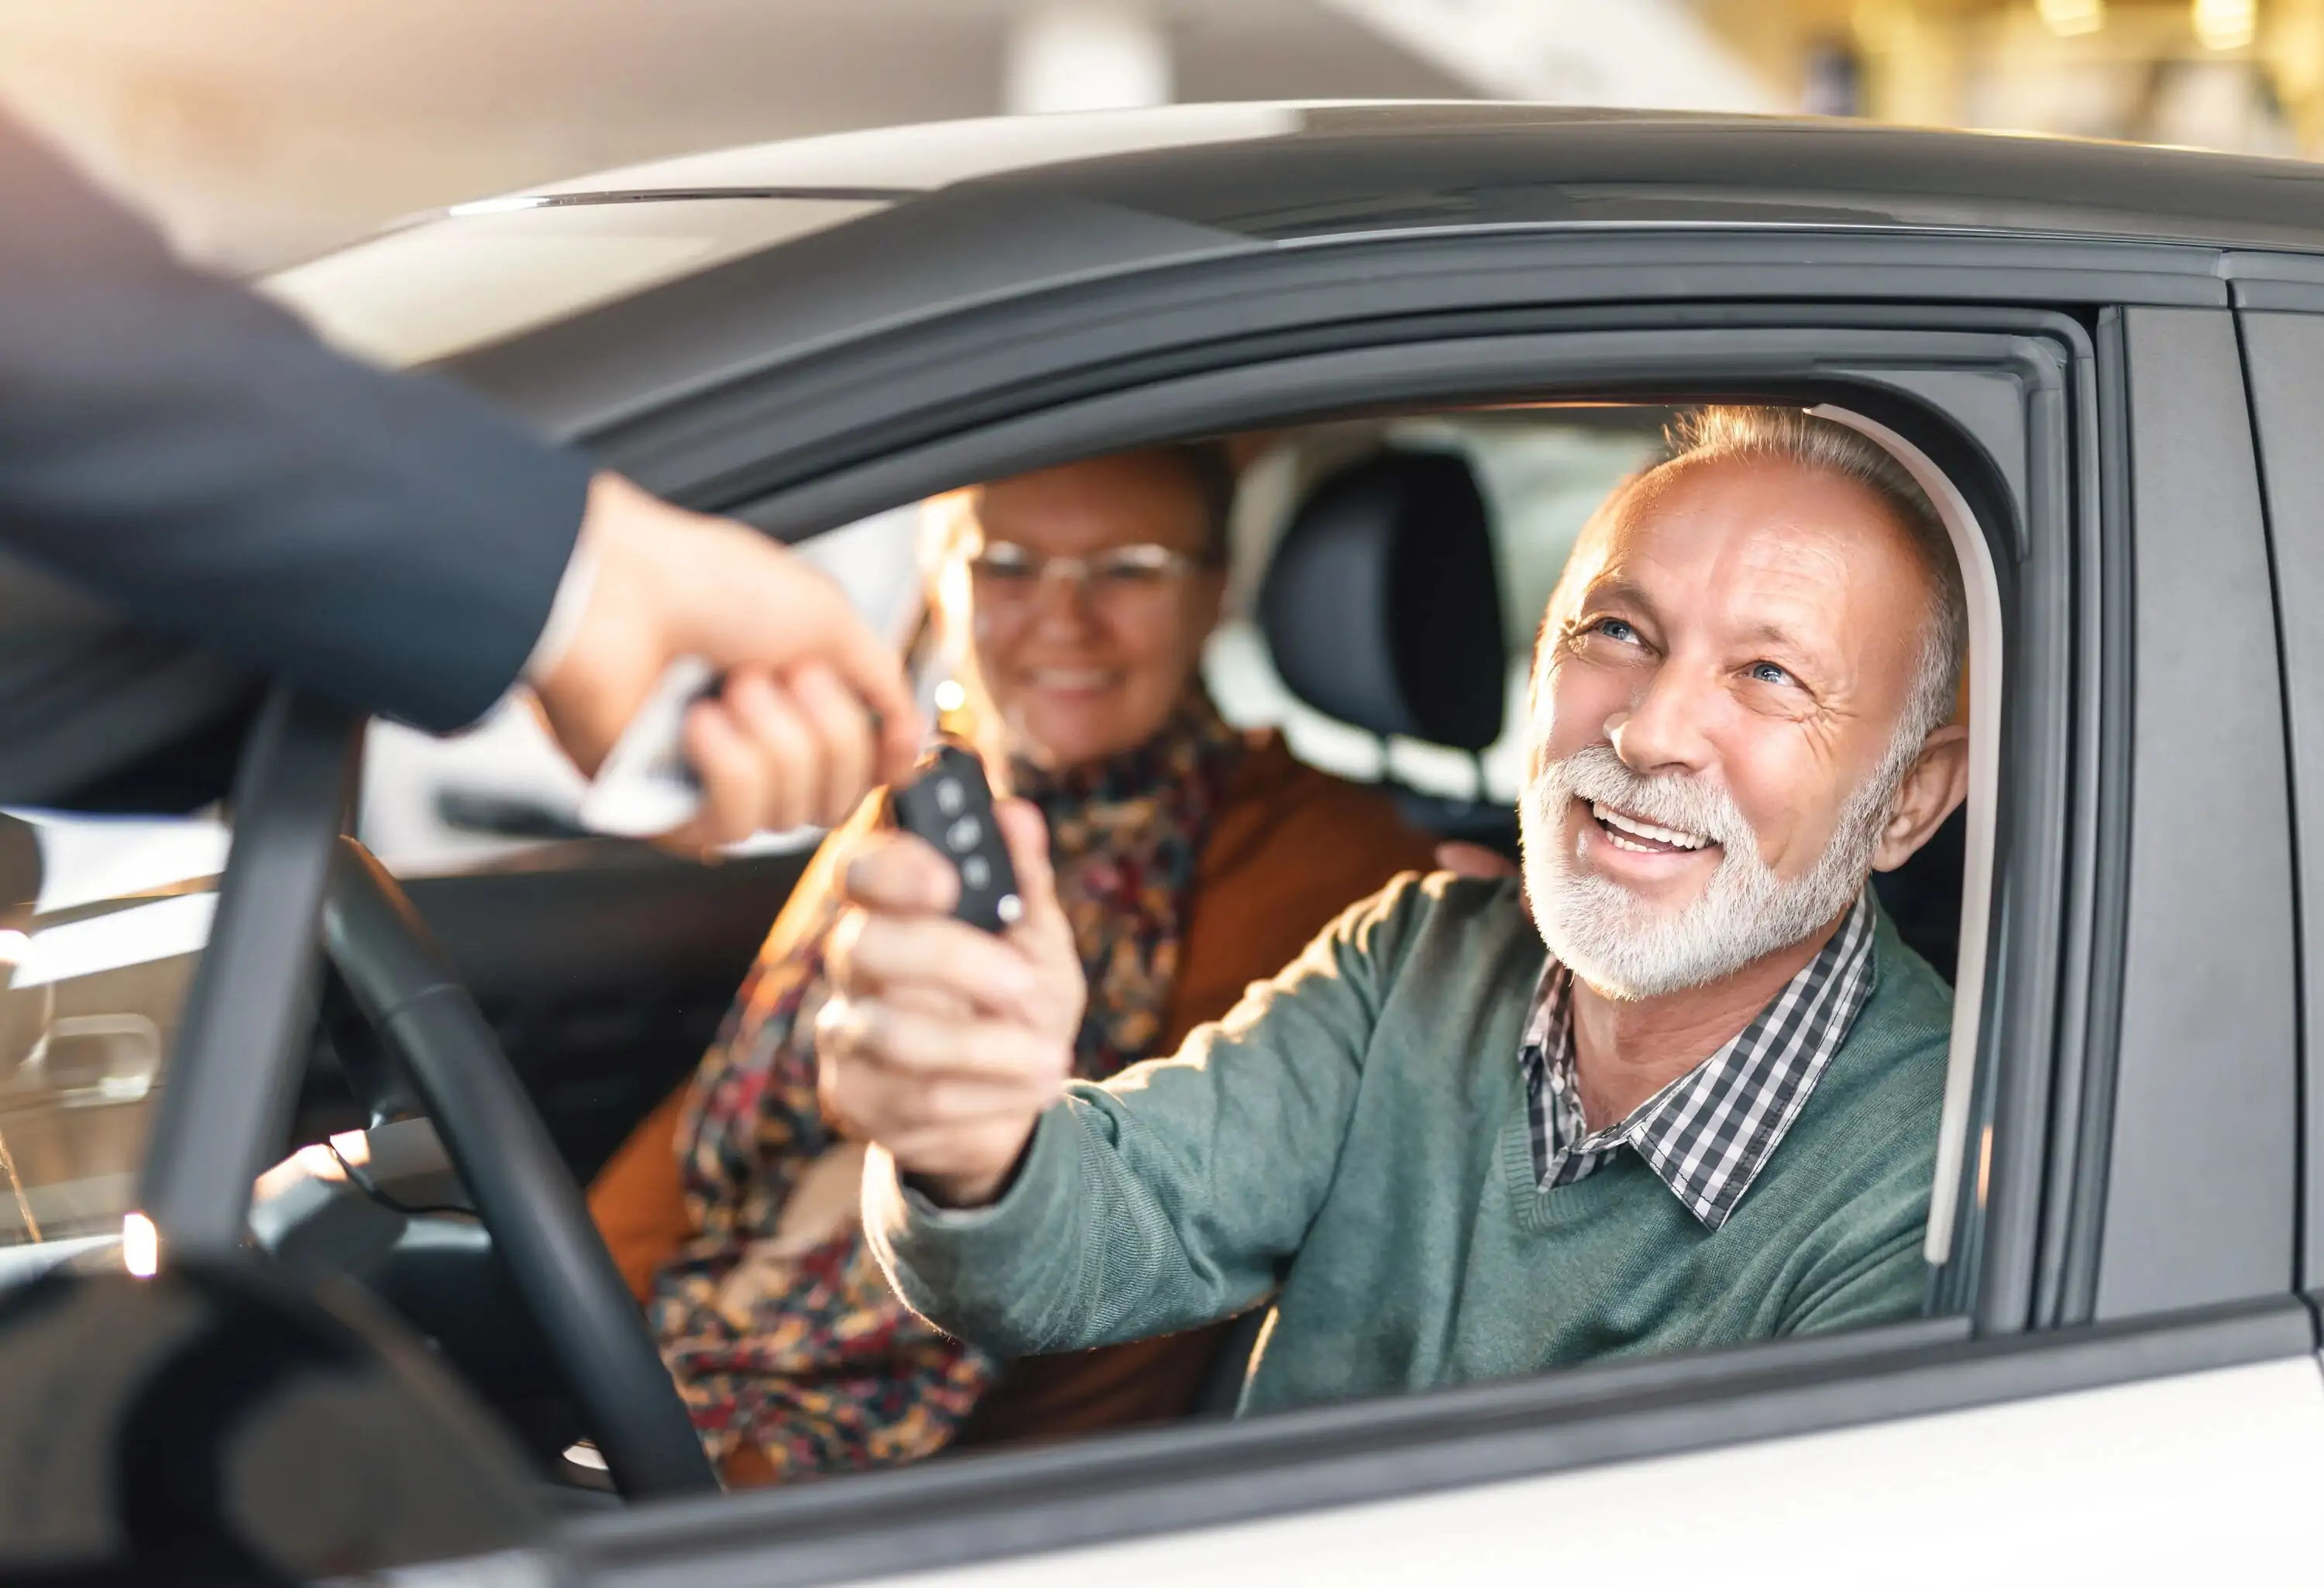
{"left": 0, "top": 110, "right": 589, "bottom": 734}
{"left": 820, "top": 802, "right": 1413, "bottom": 1356}
{"left": 0, "top": 112, "right": 920, "bottom": 832}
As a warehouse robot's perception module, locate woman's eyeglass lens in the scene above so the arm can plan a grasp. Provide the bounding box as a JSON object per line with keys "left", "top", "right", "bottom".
{"left": 968, "top": 541, "right": 1198, "bottom": 603}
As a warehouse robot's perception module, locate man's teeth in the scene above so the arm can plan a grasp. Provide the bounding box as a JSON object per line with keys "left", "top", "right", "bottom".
{"left": 1592, "top": 802, "right": 1709, "bottom": 852}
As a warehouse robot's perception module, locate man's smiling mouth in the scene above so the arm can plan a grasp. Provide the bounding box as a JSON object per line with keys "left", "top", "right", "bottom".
{"left": 1590, "top": 800, "right": 1714, "bottom": 856}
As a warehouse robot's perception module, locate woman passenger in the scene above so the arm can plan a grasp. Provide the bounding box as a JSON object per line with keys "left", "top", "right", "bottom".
{"left": 587, "top": 444, "right": 1434, "bottom": 1484}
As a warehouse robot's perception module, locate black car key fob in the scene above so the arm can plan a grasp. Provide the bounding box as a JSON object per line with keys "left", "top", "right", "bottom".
{"left": 891, "top": 743, "right": 1023, "bottom": 933}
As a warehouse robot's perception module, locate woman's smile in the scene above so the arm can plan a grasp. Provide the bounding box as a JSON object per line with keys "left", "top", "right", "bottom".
{"left": 1021, "top": 665, "right": 1121, "bottom": 697}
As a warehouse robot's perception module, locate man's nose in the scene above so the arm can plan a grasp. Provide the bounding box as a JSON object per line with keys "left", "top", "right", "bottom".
{"left": 1605, "top": 661, "right": 1717, "bottom": 775}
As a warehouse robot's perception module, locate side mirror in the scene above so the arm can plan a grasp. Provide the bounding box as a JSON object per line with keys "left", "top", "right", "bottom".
{"left": 0, "top": 1255, "right": 548, "bottom": 1577}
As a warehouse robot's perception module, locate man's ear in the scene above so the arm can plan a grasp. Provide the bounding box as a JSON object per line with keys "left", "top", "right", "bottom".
{"left": 1871, "top": 723, "right": 1969, "bottom": 873}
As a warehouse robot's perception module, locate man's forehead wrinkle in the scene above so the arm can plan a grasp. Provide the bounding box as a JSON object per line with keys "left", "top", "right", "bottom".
{"left": 1621, "top": 473, "right": 1895, "bottom": 607}
{"left": 1537, "top": 450, "right": 1928, "bottom": 687}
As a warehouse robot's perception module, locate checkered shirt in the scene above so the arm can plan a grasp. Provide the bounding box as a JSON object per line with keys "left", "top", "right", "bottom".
{"left": 1521, "top": 892, "right": 1877, "bottom": 1230}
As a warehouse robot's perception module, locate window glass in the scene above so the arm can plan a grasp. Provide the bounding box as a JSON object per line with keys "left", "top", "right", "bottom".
{"left": 0, "top": 809, "right": 230, "bottom": 1249}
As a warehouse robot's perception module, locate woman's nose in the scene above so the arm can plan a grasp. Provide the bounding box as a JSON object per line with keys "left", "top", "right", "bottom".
{"left": 1028, "top": 565, "right": 1104, "bottom": 632}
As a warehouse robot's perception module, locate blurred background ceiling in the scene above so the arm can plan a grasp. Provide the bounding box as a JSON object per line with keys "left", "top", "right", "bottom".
{"left": 0, "top": 0, "right": 2315, "bottom": 273}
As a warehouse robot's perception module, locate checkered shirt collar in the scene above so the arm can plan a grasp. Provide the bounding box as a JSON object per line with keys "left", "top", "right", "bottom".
{"left": 1519, "top": 892, "right": 1879, "bottom": 1230}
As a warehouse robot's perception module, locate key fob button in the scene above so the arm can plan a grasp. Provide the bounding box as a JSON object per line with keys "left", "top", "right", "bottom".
{"left": 894, "top": 741, "right": 1019, "bottom": 935}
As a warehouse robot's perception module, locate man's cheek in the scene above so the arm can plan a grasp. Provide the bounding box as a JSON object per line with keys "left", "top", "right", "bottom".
{"left": 1728, "top": 772, "right": 1818, "bottom": 878}
{"left": 1535, "top": 664, "right": 1606, "bottom": 760}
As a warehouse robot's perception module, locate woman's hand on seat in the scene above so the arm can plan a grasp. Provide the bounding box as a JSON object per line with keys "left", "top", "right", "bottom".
{"left": 816, "top": 799, "right": 1086, "bottom": 1208}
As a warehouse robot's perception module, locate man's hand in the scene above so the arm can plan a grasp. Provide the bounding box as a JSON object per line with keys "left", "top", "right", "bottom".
{"left": 533, "top": 472, "right": 925, "bottom": 844}
{"left": 816, "top": 799, "right": 1086, "bottom": 1208}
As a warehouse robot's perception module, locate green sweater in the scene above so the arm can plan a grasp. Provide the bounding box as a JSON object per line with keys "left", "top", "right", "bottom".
{"left": 868, "top": 873, "right": 1952, "bottom": 1416}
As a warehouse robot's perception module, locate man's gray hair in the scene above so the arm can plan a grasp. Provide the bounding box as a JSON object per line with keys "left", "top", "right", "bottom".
{"left": 1660, "top": 407, "right": 1969, "bottom": 756}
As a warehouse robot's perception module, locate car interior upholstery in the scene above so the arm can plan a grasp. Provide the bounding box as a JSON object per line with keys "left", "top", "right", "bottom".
{"left": 1259, "top": 445, "right": 1512, "bottom": 851}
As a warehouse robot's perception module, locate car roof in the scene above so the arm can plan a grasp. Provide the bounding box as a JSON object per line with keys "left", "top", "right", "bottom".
{"left": 258, "top": 100, "right": 2324, "bottom": 443}
{"left": 106, "top": 103, "right": 2324, "bottom": 811}
{"left": 487, "top": 101, "right": 2324, "bottom": 253}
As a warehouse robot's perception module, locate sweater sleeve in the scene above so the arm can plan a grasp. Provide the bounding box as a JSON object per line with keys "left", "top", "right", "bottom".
{"left": 865, "top": 876, "right": 1425, "bottom": 1356}
{"left": 1778, "top": 1222, "right": 1932, "bottom": 1337}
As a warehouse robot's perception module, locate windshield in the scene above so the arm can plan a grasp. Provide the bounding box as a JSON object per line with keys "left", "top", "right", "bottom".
{"left": 0, "top": 808, "right": 230, "bottom": 1248}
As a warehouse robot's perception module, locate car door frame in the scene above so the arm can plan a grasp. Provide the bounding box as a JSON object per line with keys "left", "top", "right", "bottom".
{"left": 535, "top": 245, "right": 2315, "bottom": 1580}
{"left": 2222, "top": 255, "right": 2324, "bottom": 1315}
{"left": 126, "top": 225, "right": 2318, "bottom": 1582}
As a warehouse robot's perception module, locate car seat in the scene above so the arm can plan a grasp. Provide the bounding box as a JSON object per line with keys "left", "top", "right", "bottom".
{"left": 1257, "top": 446, "right": 1515, "bottom": 852}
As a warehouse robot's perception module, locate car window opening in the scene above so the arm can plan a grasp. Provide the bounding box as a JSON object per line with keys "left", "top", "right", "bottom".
{"left": 326, "top": 395, "right": 1992, "bottom": 1500}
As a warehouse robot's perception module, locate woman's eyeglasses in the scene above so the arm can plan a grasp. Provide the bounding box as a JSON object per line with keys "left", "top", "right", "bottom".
{"left": 965, "top": 541, "right": 1208, "bottom": 607}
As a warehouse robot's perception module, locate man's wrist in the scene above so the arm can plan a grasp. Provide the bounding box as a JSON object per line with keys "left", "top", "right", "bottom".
{"left": 528, "top": 473, "right": 683, "bottom": 775}
{"left": 906, "top": 1130, "right": 1039, "bottom": 1212}
{"left": 519, "top": 502, "right": 603, "bottom": 687}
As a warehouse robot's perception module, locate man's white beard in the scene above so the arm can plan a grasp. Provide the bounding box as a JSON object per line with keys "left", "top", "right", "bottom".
{"left": 1518, "top": 741, "right": 1905, "bottom": 1001}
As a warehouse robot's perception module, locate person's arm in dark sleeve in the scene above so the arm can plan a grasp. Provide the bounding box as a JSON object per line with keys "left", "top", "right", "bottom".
{"left": 0, "top": 110, "right": 586, "bottom": 733}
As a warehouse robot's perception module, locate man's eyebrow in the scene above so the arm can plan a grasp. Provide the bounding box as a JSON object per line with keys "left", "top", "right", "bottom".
{"left": 1738, "top": 616, "right": 1840, "bottom": 669}
{"left": 1576, "top": 573, "right": 1660, "bottom": 619}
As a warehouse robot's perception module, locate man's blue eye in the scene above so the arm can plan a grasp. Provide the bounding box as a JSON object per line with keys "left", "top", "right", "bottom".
{"left": 1594, "top": 618, "right": 1638, "bottom": 643}
{"left": 1749, "top": 662, "right": 1793, "bottom": 686}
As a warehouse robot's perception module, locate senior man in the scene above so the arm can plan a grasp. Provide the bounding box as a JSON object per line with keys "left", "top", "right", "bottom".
{"left": 816, "top": 407, "right": 1972, "bottom": 1410}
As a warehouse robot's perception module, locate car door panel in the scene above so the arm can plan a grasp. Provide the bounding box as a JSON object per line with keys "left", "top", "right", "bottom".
{"left": 861, "top": 1359, "right": 2324, "bottom": 1587}
{"left": 396, "top": 844, "right": 809, "bottom": 1181}
{"left": 346, "top": 233, "right": 2299, "bottom": 1574}
{"left": 556, "top": 1301, "right": 2324, "bottom": 1586}
{"left": 2224, "top": 304, "right": 2324, "bottom": 1300}
{"left": 2093, "top": 306, "right": 2296, "bottom": 1319}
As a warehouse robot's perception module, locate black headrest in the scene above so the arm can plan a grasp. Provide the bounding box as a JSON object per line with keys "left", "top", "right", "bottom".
{"left": 1257, "top": 449, "right": 1507, "bottom": 752}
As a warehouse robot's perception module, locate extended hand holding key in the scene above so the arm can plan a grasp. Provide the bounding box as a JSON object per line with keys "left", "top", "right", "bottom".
{"left": 816, "top": 789, "right": 1089, "bottom": 1209}
{"left": 537, "top": 473, "right": 927, "bottom": 847}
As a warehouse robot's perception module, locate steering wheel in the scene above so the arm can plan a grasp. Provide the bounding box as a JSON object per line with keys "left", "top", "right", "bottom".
{"left": 320, "top": 837, "right": 718, "bottom": 1500}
